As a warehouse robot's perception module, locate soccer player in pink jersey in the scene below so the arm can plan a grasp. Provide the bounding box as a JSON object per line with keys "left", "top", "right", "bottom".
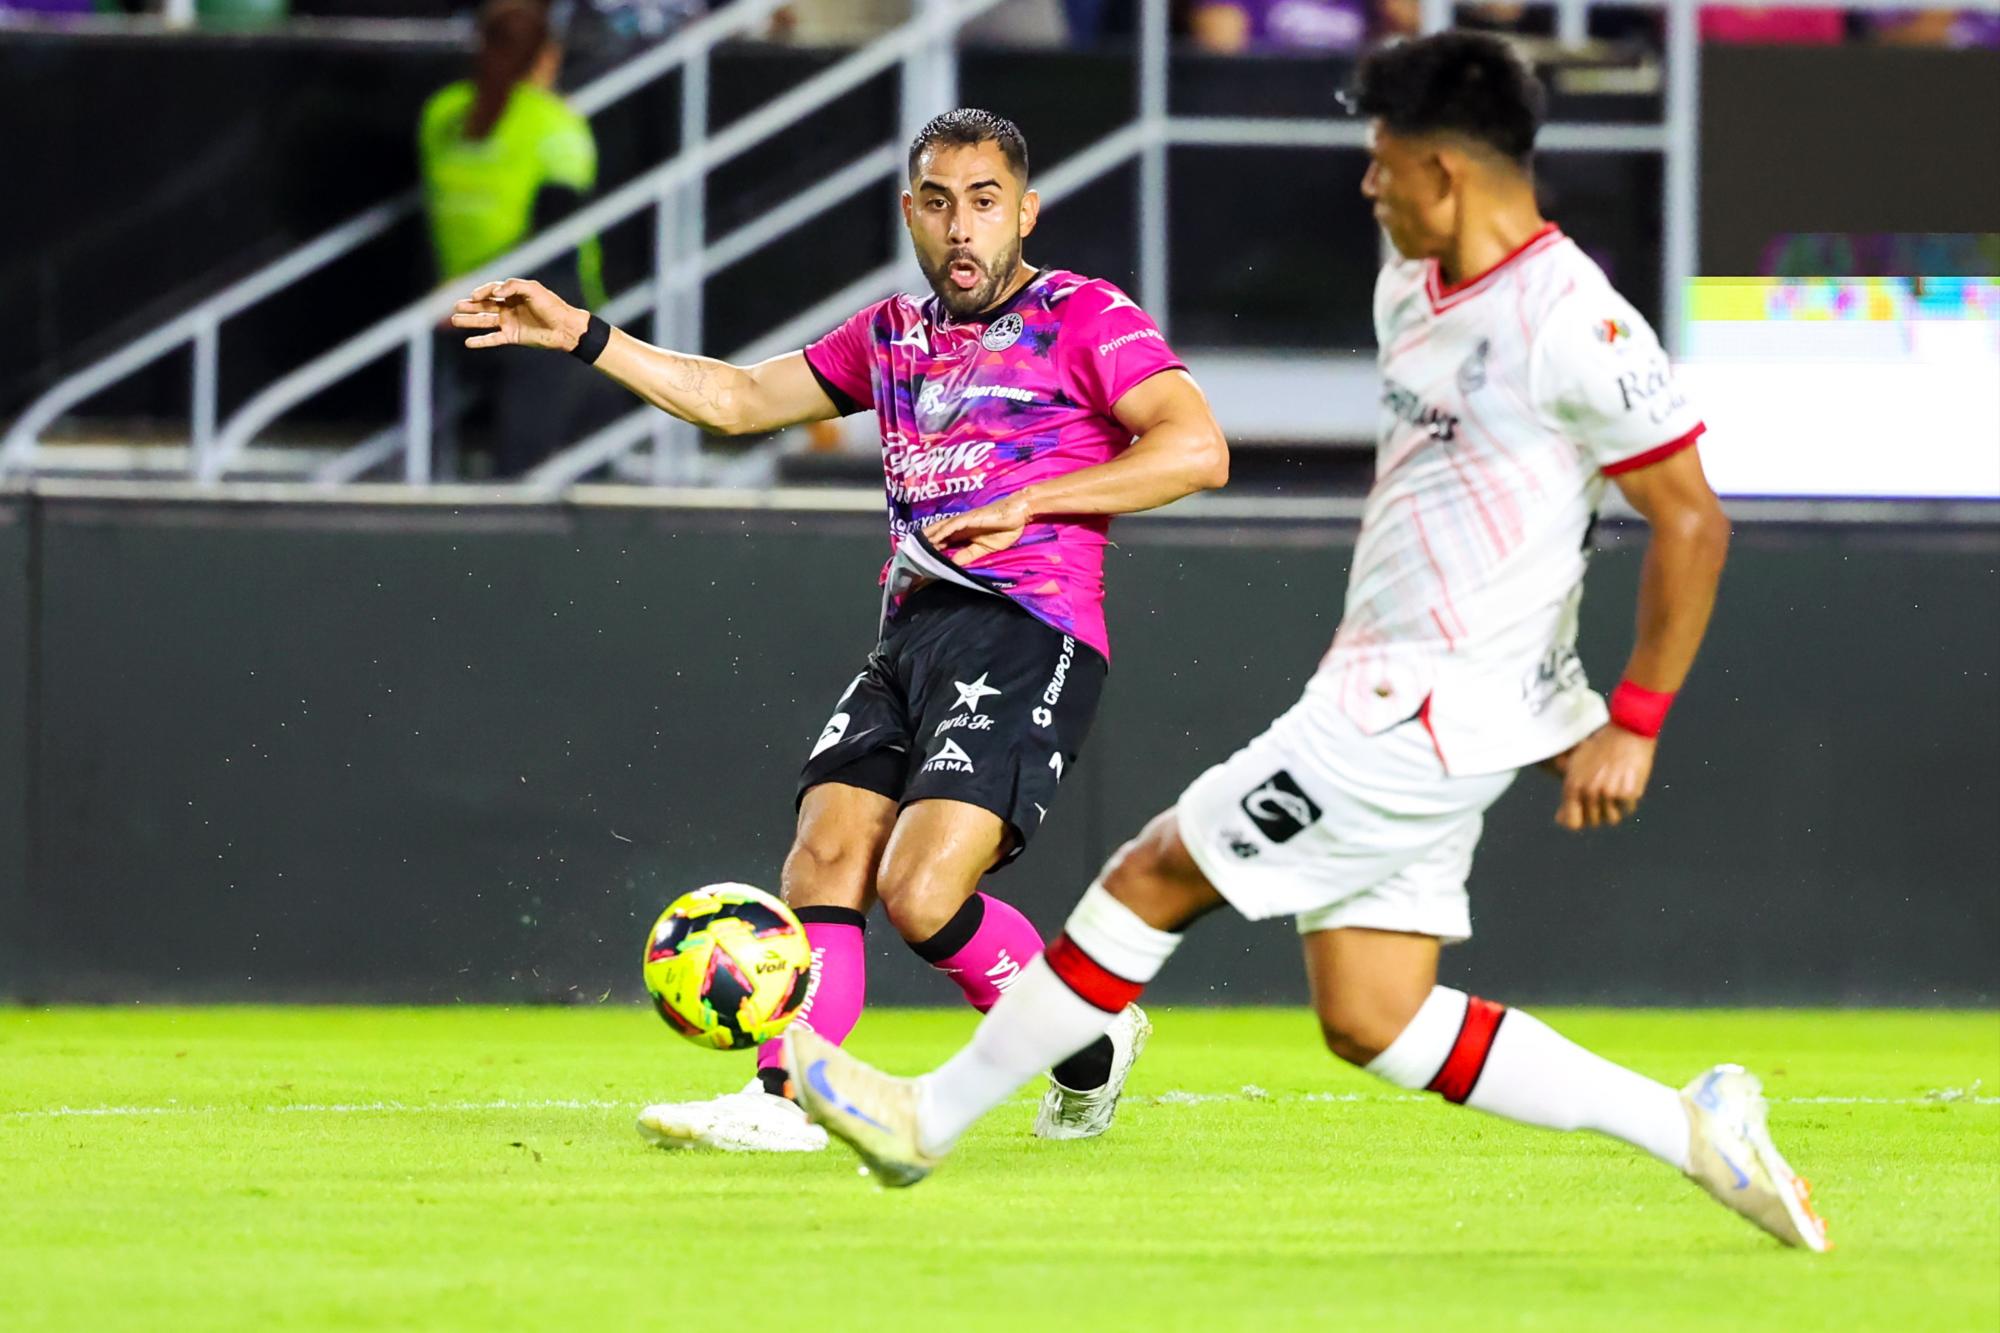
{"left": 452, "top": 110, "right": 1229, "bottom": 1152}
{"left": 788, "top": 36, "right": 1828, "bottom": 1251}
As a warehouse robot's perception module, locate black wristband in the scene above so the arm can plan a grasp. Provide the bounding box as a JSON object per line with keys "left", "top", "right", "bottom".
{"left": 568, "top": 313, "right": 612, "bottom": 365}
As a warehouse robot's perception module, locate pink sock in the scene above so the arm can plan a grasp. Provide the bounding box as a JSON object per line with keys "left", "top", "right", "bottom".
{"left": 913, "top": 892, "right": 1046, "bottom": 1013}
{"left": 757, "top": 907, "right": 868, "bottom": 1080}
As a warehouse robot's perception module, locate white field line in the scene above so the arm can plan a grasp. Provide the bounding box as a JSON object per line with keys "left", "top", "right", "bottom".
{"left": 2, "top": 1097, "right": 629, "bottom": 1120}
{"left": 5, "top": 1087, "right": 1994, "bottom": 1121}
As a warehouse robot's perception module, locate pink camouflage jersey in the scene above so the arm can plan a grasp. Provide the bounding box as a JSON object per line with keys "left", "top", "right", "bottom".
{"left": 802, "top": 268, "right": 1187, "bottom": 662}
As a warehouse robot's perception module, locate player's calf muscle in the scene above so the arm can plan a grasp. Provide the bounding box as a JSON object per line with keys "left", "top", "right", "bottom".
{"left": 1304, "top": 930, "right": 1439, "bottom": 1066}
{"left": 1099, "top": 811, "right": 1224, "bottom": 932}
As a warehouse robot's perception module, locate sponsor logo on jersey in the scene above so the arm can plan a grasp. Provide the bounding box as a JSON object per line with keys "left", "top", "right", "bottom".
{"left": 962, "top": 384, "right": 1037, "bottom": 403}
{"left": 885, "top": 437, "right": 996, "bottom": 480}
{"left": 810, "top": 711, "right": 850, "bottom": 759}
{"left": 1240, "top": 771, "right": 1322, "bottom": 844}
{"left": 1595, "top": 318, "right": 1631, "bottom": 345}
{"left": 1382, "top": 379, "right": 1459, "bottom": 442}
{"left": 1032, "top": 706, "right": 1053, "bottom": 728}
{"left": 982, "top": 312, "right": 1025, "bottom": 351}
{"left": 934, "top": 712, "right": 996, "bottom": 737}
{"left": 918, "top": 382, "right": 949, "bottom": 415}
{"left": 883, "top": 437, "right": 996, "bottom": 503}
{"left": 1523, "top": 644, "right": 1586, "bottom": 716}
{"left": 1048, "top": 752, "right": 1065, "bottom": 781}
{"left": 924, "top": 738, "right": 977, "bottom": 774}
{"left": 1612, "top": 358, "right": 1688, "bottom": 426}
{"left": 1097, "top": 326, "right": 1164, "bottom": 357}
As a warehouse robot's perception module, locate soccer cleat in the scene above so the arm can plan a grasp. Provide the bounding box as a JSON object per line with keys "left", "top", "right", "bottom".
{"left": 1681, "top": 1064, "right": 1830, "bottom": 1251}
{"left": 635, "top": 1079, "right": 828, "bottom": 1153}
{"left": 1033, "top": 1003, "right": 1153, "bottom": 1140}
{"left": 784, "top": 1025, "right": 937, "bottom": 1188}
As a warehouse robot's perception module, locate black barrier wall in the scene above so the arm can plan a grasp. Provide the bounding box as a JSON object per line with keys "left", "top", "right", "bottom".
{"left": 0, "top": 503, "right": 29, "bottom": 995}
{"left": 0, "top": 495, "right": 1994, "bottom": 1006}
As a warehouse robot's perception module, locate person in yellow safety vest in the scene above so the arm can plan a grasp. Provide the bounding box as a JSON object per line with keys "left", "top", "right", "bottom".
{"left": 420, "top": 0, "right": 605, "bottom": 478}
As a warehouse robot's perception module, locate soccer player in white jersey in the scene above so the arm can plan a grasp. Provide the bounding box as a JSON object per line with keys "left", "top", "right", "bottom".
{"left": 786, "top": 33, "right": 1829, "bottom": 1251}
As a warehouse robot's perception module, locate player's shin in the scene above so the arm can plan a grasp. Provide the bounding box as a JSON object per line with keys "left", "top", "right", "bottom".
{"left": 755, "top": 906, "right": 869, "bottom": 1097}
{"left": 915, "top": 883, "right": 1182, "bottom": 1155}
{"left": 1365, "top": 987, "right": 1691, "bottom": 1169}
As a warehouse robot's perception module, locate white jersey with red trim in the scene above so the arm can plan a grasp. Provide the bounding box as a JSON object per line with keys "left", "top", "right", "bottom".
{"left": 1318, "top": 224, "right": 1705, "bottom": 776}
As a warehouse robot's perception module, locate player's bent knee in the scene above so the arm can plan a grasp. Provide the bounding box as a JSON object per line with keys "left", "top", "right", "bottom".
{"left": 781, "top": 830, "right": 877, "bottom": 910}
{"left": 876, "top": 871, "right": 975, "bottom": 943}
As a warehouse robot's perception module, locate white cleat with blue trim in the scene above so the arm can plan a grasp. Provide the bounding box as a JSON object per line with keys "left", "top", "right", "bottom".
{"left": 1681, "top": 1064, "right": 1830, "bottom": 1251}
{"left": 784, "top": 1025, "right": 938, "bottom": 1188}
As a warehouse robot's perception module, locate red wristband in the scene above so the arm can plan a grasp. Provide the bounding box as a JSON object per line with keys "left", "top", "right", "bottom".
{"left": 1608, "top": 680, "right": 1675, "bottom": 737}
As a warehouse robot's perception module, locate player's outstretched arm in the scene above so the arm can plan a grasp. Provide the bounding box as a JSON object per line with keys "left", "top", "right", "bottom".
{"left": 923, "top": 370, "right": 1229, "bottom": 563}
{"left": 450, "top": 279, "right": 840, "bottom": 436}
{"left": 1556, "top": 446, "right": 1731, "bottom": 831}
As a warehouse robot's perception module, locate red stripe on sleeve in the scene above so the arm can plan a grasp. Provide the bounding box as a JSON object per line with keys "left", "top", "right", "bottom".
{"left": 1045, "top": 934, "right": 1145, "bottom": 1014}
{"left": 1427, "top": 996, "right": 1508, "bottom": 1105}
{"left": 1601, "top": 422, "right": 1706, "bottom": 477}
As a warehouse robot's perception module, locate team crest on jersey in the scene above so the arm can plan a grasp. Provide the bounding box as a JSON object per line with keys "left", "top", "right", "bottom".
{"left": 1595, "top": 318, "right": 1632, "bottom": 345}
{"left": 982, "top": 312, "right": 1025, "bottom": 351}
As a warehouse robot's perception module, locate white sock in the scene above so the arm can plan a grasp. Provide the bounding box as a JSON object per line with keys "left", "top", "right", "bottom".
{"left": 916, "top": 882, "right": 1182, "bottom": 1155}
{"left": 1367, "top": 987, "right": 1691, "bottom": 1171}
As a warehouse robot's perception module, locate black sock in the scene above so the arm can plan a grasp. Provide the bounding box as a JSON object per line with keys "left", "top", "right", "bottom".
{"left": 906, "top": 893, "right": 985, "bottom": 963}
{"left": 1050, "top": 1035, "right": 1115, "bottom": 1092}
{"left": 756, "top": 1065, "right": 792, "bottom": 1099}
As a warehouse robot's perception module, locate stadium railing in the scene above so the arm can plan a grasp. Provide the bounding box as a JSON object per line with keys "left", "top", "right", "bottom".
{"left": 0, "top": 0, "right": 802, "bottom": 481}
{"left": 2, "top": 0, "right": 1960, "bottom": 489}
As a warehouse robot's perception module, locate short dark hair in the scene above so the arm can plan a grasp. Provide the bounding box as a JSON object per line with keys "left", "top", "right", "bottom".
{"left": 907, "top": 108, "right": 1030, "bottom": 185}
{"left": 1347, "top": 32, "right": 1546, "bottom": 167}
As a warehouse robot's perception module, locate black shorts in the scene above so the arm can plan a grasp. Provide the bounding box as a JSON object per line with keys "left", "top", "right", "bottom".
{"left": 797, "top": 584, "right": 1107, "bottom": 867}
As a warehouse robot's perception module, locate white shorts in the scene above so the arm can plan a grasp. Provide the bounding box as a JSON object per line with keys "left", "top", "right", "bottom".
{"left": 1175, "top": 678, "right": 1517, "bottom": 943}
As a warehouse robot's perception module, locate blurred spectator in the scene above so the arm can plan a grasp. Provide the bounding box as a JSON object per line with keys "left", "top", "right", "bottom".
{"left": 421, "top": 0, "right": 605, "bottom": 478}
{"left": 1190, "top": 0, "right": 1367, "bottom": 52}
{"left": 768, "top": 0, "right": 1066, "bottom": 47}
{"left": 963, "top": 0, "right": 1068, "bottom": 46}
{"left": 199, "top": 0, "right": 290, "bottom": 22}
{"left": 1869, "top": 9, "right": 2000, "bottom": 47}
{"left": 1700, "top": 6, "right": 1845, "bottom": 44}
{"left": 768, "top": 0, "right": 906, "bottom": 44}
{"left": 552, "top": 0, "right": 705, "bottom": 80}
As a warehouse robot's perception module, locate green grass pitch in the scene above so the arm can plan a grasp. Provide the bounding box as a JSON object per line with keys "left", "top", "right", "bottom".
{"left": 3, "top": 1007, "right": 1995, "bottom": 1331}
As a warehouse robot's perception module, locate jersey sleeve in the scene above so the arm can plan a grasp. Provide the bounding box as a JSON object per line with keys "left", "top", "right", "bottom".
{"left": 1531, "top": 290, "right": 1706, "bottom": 476}
{"left": 538, "top": 108, "right": 598, "bottom": 193}
{"left": 1055, "top": 279, "right": 1187, "bottom": 419}
{"left": 801, "top": 301, "right": 883, "bottom": 416}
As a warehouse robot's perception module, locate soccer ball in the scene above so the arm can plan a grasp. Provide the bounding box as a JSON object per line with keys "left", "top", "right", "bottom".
{"left": 641, "top": 883, "right": 812, "bottom": 1050}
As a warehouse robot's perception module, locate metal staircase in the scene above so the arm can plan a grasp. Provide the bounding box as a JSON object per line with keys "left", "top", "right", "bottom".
{"left": 5, "top": 0, "right": 1714, "bottom": 490}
